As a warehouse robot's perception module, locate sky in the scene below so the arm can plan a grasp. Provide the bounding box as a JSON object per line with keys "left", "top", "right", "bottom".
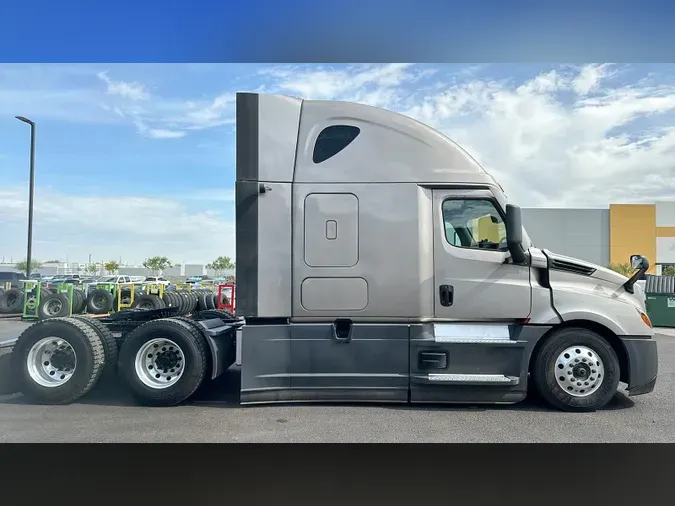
{"left": 1, "top": 63, "right": 675, "bottom": 265}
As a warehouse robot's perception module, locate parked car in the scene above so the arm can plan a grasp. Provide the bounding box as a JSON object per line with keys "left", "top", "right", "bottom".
{"left": 0, "top": 271, "right": 26, "bottom": 289}
{"left": 143, "top": 276, "right": 171, "bottom": 287}
{"left": 186, "top": 275, "right": 209, "bottom": 284}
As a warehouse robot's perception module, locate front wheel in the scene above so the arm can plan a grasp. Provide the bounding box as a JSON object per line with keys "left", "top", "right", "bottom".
{"left": 531, "top": 327, "right": 620, "bottom": 412}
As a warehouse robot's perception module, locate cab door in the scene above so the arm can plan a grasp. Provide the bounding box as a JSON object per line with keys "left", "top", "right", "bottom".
{"left": 432, "top": 189, "right": 531, "bottom": 320}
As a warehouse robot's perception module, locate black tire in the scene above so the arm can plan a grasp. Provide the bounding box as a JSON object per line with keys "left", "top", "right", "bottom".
{"left": 205, "top": 292, "right": 217, "bottom": 310}
{"left": 87, "top": 289, "right": 114, "bottom": 314}
{"left": 197, "top": 291, "right": 210, "bottom": 311}
{"left": 132, "top": 294, "right": 164, "bottom": 310}
{"left": 40, "top": 287, "right": 52, "bottom": 300}
{"left": 38, "top": 293, "right": 71, "bottom": 319}
{"left": 530, "top": 327, "right": 620, "bottom": 412}
{"left": 70, "top": 316, "right": 119, "bottom": 378}
{"left": 168, "top": 291, "right": 183, "bottom": 314}
{"left": 11, "top": 317, "right": 106, "bottom": 404}
{"left": 0, "top": 288, "right": 24, "bottom": 314}
{"left": 72, "top": 289, "right": 86, "bottom": 314}
{"left": 178, "top": 291, "right": 191, "bottom": 314}
{"left": 188, "top": 292, "right": 199, "bottom": 313}
{"left": 195, "top": 309, "right": 234, "bottom": 320}
{"left": 117, "top": 318, "right": 209, "bottom": 406}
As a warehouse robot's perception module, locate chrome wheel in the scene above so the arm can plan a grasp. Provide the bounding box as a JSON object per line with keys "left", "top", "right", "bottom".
{"left": 26, "top": 337, "right": 77, "bottom": 387}
{"left": 134, "top": 338, "right": 185, "bottom": 389}
{"left": 45, "top": 299, "right": 63, "bottom": 316}
{"left": 554, "top": 345, "right": 605, "bottom": 397}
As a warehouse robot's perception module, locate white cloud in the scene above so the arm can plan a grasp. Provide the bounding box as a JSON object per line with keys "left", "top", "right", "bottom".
{"left": 134, "top": 119, "right": 186, "bottom": 139}
{"left": 3, "top": 63, "right": 675, "bottom": 262}
{"left": 265, "top": 63, "right": 675, "bottom": 209}
{"left": 97, "top": 71, "right": 149, "bottom": 100}
{"left": 0, "top": 186, "right": 235, "bottom": 264}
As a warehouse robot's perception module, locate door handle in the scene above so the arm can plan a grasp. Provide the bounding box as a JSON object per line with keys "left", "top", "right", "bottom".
{"left": 439, "top": 285, "right": 453, "bottom": 307}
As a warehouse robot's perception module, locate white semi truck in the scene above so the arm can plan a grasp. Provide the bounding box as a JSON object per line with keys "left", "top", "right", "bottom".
{"left": 4, "top": 92, "right": 658, "bottom": 412}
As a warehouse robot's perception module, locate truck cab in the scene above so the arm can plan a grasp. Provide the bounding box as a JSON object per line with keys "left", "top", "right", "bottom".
{"left": 235, "top": 92, "right": 658, "bottom": 412}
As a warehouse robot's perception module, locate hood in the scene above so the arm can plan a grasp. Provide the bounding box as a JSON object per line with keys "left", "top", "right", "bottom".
{"left": 542, "top": 249, "right": 646, "bottom": 311}
{"left": 542, "top": 250, "right": 628, "bottom": 286}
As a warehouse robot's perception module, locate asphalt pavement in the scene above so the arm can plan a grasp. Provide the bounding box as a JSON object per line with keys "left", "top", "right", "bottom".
{"left": 1, "top": 320, "right": 674, "bottom": 443}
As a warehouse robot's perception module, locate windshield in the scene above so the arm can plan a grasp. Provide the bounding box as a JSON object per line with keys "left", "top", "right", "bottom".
{"left": 97, "top": 276, "right": 117, "bottom": 282}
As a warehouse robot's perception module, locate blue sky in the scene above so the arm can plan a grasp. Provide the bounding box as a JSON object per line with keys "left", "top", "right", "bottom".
{"left": 2, "top": 63, "right": 675, "bottom": 264}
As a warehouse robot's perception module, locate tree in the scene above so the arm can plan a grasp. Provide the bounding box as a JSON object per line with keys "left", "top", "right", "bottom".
{"left": 15, "top": 259, "right": 43, "bottom": 274}
{"left": 605, "top": 263, "right": 635, "bottom": 276}
{"left": 206, "top": 256, "right": 235, "bottom": 276}
{"left": 662, "top": 266, "right": 675, "bottom": 276}
{"left": 143, "top": 256, "right": 173, "bottom": 275}
{"left": 104, "top": 260, "right": 120, "bottom": 274}
{"left": 86, "top": 264, "right": 98, "bottom": 274}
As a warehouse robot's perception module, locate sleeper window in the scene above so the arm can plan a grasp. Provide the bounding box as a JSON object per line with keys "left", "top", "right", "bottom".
{"left": 312, "top": 125, "right": 361, "bottom": 164}
{"left": 442, "top": 199, "right": 507, "bottom": 251}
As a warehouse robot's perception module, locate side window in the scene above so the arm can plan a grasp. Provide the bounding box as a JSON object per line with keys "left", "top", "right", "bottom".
{"left": 442, "top": 198, "right": 507, "bottom": 251}
{"left": 312, "top": 125, "right": 361, "bottom": 164}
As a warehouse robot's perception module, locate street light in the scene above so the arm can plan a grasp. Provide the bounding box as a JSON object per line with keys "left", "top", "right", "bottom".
{"left": 15, "top": 116, "right": 36, "bottom": 279}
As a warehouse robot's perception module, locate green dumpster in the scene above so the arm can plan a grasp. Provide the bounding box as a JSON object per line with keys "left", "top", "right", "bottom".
{"left": 644, "top": 274, "right": 675, "bottom": 328}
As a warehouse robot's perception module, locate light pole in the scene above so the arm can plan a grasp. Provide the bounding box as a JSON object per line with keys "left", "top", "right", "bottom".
{"left": 16, "top": 116, "right": 36, "bottom": 279}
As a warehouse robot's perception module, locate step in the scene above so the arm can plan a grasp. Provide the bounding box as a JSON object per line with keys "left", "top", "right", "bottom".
{"left": 426, "top": 373, "right": 520, "bottom": 386}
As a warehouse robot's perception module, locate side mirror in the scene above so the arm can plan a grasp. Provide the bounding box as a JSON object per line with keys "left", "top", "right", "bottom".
{"left": 505, "top": 204, "right": 526, "bottom": 264}
{"left": 630, "top": 254, "right": 648, "bottom": 271}
{"left": 624, "top": 254, "right": 650, "bottom": 293}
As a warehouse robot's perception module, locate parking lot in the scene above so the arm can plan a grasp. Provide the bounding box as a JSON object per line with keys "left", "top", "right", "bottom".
{"left": 1, "top": 320, "right": 674, "bottom": 443}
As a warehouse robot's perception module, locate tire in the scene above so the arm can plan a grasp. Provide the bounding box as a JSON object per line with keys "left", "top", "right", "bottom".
{"left": 197, "top": 291, "right": 210, "bottom": 311}
{"left": 530, "top": 327, "right": 620, "bottom": 412}
{"left": 132, "top": 294, "right": 164, "bottom": 310}
{"left": 188, "top": 292, "right": 199, "bottom": 313}
{"left": 195, "top": 309, "right": 234, "bottom": 320}
{"left": 117, "top": 318, "right": 209, "bottom": 406}
{"left": 72, "top": 289, "right": 86, "bottom": 314}
{"left": 70, "top": 316, "right": 119, "bottom": 378}
{"left": 205, "top": 292, "right": 217, "bottom": 310}
{"left": 162, "top": 291, "right": 179, "bottom": 311}
{"left": 11, "top": 317, "right": 106, "bottom": 404}
{"left": 40, "top": 287, "right": 52, "bottom": 300}
{"left": 178, "top": 292, "right": 191, "bottom": 315}
{"left": 38, "top": 293, "right": 71, "bottom": 319}
{"left": 87, "top": 289, "right": 114, "bottom": 314}
{"left": 0, "top": 288, "right": 24, "bottom": 314}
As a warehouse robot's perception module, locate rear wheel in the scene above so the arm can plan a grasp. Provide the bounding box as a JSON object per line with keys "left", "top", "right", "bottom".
{"left": 131, "top": 294, "right": 165, "bottom": 310}
{"left": 531, "top": 327, "right": 620, "bottom": 412}
{"left": 70, "top": 316, "right": 119, "bottom": 378}
{"left": 0, "top": 288, "right": 24, "bottom": 314}
{"left": 38, "top": 293, "right": 71, "bottom": 319}
{"left": 12, "top": 317, "right": 106, "bottom": 404}
{"left": 117, "top": 318, "right": 208, "bottom": 406}
{"left": 87, "top": 289, "right": 114, "bottom": 314}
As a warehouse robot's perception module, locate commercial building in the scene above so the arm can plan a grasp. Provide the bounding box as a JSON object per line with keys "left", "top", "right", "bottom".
{"left": 523, "top": 202, "right": 675, "bottom": 274}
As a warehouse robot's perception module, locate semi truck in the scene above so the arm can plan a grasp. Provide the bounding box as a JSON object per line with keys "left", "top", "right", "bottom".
{"left": 4, "top": 92, "right": 658, "bottom": 412}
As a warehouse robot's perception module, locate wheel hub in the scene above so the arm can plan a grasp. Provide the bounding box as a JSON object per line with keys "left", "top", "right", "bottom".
{"left": 134, "top": 338, "right": 185, "bottom": 389}
{"left": 554, "top": 345, "right": 605, "bottom": 397}
{"left": 47, "top": 300, "right": 63, "bottom": 315}
{"left": 26, "top": 338, "right": 77, "bottom": 388}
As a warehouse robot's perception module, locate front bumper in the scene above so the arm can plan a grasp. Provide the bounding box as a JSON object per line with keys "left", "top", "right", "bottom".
{"left": 619, "top": 336, "right": 658, "bottom": 396}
